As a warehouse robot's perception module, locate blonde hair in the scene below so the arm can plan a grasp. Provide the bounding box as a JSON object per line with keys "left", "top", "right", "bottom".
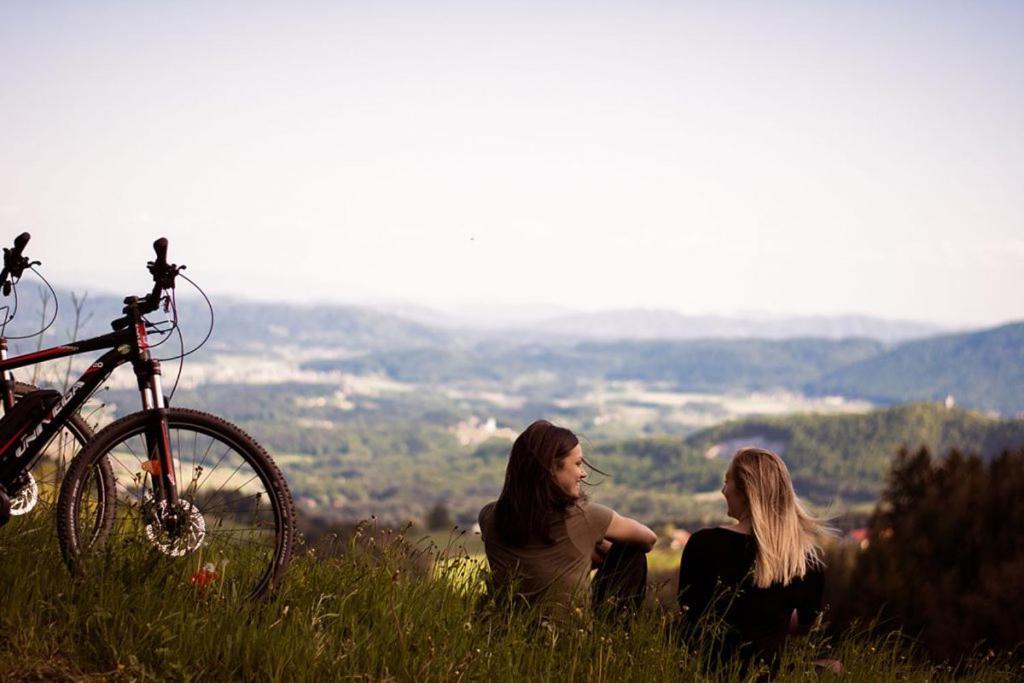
{"left": 729, "top": 447, "right": 833, "bottom": 588}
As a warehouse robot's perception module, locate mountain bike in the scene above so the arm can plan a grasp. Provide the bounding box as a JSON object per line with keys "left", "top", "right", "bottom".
{"left": 0, "top": 233, "right": 296, "bottom": 598}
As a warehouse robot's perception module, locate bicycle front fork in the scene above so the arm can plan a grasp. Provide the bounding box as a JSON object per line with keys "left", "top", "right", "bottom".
{"left": 140, "top": 360, "right": 179, "bottom": 509}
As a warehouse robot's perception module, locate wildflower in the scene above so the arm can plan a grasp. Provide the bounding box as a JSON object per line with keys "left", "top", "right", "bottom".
{"left": 190, "top": 562, "right": 219, "bottom": 588}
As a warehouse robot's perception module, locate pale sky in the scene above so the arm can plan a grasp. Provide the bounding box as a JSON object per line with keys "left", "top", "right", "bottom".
{"left": 1, "top": 1, "right": 1021, "bottom": 326}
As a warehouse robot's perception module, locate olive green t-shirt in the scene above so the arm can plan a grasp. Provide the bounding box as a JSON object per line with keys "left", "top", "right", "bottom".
{"left": 478, "top": 500, "right": 614, "bottom": 609}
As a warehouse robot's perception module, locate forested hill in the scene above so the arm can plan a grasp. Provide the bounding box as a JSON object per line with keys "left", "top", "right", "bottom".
{"left": 302, "top": 337, "right": 885, "bottom": 390}
{"left": 589, "top": 403, "right": 1024, "bottom": 510}
{"left": 807, "top": 322, "right": 1024, "bottom": 415}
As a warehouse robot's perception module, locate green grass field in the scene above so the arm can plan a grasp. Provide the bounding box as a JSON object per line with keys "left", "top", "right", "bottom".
{"left": 0, "top": 512, "right": 1020, "bottom": 682}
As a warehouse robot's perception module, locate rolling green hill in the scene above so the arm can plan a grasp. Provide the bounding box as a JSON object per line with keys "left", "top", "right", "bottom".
{"left": 808, "top": 322, "right": 1024, "bottom": 415}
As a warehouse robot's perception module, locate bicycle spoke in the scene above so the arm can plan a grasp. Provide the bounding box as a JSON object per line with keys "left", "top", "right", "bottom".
{"left": 196, "top": 488, "right": 264, "bottom": 515}
{"left": 203, "top": 461, "right": 253, "bottom": 505}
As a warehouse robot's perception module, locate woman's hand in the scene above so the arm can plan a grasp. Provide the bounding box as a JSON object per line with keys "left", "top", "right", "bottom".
{"left": 605, "top": 512, "right": 657, "bottom": 551}
{"left": 591, "top": 539, "right": 612, "bottom": 567}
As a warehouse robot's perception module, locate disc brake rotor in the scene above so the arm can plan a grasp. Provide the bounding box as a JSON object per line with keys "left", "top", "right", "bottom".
{"left": 9, "top": 473, "right": 38, "bottom": 516}
{"left": 144, "top": 499, "right": 207, "bottom": 557}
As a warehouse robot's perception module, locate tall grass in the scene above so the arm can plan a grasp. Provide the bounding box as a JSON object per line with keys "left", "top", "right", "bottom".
{"left": 0, "top": 513, "right": 1020, "bottom": 682}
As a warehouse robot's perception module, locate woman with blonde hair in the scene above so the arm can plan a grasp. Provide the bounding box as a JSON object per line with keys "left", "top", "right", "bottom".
{"left": 677, "top": 447, "right": 834, "bottom": 677}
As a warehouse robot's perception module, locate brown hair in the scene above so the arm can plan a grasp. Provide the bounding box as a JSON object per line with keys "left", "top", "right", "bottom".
{"left": 494, "top": 419, "right": 580, "bottom": 546}
{"left": 729, "top": 447, "right": 833, "bottom": 587}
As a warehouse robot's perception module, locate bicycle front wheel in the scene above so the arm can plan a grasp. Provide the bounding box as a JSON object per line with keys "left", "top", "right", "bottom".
{"left": 57, "top": 408, "right": 295, "bottom": 600}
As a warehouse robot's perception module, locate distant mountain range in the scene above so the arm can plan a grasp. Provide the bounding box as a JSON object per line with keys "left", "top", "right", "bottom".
{"left": 527, "top": 310, "right": 943, "bottom": 343}
{"left": 2, "top": 288, "right": 450, "bottom": 353}
{"left": 6, "top": 286, "right": 1022, "bottom": 415}
{"left": 380, "top": 304, "right": 944, "bottom": 343}
{"left": 11, "top": 286, "right": 945, "bottom": 347}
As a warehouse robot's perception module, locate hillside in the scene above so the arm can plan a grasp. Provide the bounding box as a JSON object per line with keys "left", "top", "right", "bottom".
{"left": 301, "top": 337, "right": 885, "bottom": 392}
{"left": 809, "top": 322, "right": 1024, "bottom": 415}
{"left": 577, "top": 403, "right": 1024, "bottom": 520}
{"left": 655, "top": 403, "right": 1024, "bottom": 505}
{"left": 1, "top": 512, "right": 1014, "bottom": 680}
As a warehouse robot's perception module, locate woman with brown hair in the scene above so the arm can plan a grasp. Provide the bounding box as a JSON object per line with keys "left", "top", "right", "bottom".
{"left": 478, "top": 419, "right": 657, "bottom": 614}
{"left": 677, "top": 447, "right": 834, "bottom": 678}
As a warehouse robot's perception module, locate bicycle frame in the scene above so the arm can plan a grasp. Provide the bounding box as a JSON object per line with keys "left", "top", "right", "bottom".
{"left": 0, "top": 319, "right": 177, "bottom": 506}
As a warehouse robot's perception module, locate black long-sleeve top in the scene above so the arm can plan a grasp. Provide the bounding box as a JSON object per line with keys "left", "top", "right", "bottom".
{"left": 677, "top": 527, "right": 824, "bottom": 675}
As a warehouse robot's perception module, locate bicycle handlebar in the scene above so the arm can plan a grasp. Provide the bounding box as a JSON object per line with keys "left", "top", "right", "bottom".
{"left": 1, "top": 232, "right": 41, "bottom": 297}
{"left": 153, "top": 237, "right": 168, "bottom": 264}
{"left": 112, "top": 237, "right": 186, "bottom": 330}
{"left": 147, "top": 237, "right": 181, "bottom": 292}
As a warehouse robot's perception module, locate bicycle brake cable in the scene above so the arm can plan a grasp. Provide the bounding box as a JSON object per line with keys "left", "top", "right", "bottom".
{"left": 4, "top": 267, "right": 60, "bottom": 341}
{"left": 168, "top": 311, "right": 185, "bottom": 402}
{"left": 153, "top": 273, "right": 214, "bottom": 362}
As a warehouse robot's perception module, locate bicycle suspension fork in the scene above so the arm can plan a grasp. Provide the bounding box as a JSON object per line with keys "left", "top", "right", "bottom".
{"left": 134, "top": 323, "right": 179, "bottom": 509}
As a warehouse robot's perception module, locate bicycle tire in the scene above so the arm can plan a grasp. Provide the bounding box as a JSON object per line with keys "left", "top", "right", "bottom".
{"left": 5, "top": 381, "right": 102, "bottom": 517}
{"left": 57, "top": 408, "right": 296, "bottom": 600}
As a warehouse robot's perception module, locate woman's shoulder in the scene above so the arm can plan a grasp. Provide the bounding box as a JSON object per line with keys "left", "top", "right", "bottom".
{"left": 561, "top": 500, "right": 613, "bottom": 553}
{"left": 691, "top": 525, "right": 745, "bottom": 541}
{"left": 686, "top": 526, "right": 752, "bottom": 552}
{"left": 478, "top": 501, "right": 498, "bottom": 526}
{"left": 570, "top": 498, "right": 613, "bottom": 516}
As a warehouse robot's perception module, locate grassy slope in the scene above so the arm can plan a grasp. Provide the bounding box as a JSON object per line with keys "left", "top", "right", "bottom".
{"left": 0, "top": 513, "right": 1019, "bottom": 682}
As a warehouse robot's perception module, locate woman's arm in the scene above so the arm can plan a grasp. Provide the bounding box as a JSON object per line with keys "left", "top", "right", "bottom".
{"left": 605, "top": 511, "right": 657, "bottom": 551}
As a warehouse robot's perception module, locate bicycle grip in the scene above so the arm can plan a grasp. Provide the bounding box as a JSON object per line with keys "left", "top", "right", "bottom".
{"left": 13, "top": 232, "right": 30, "bottom": 255}
{"left": 153, "top": 237, "right": 168, "bottom": 264}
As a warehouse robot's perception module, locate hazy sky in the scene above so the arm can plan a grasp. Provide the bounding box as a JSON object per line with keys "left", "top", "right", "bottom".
{"left": 1, "top": 1, "right": 1021, "bottom": 326}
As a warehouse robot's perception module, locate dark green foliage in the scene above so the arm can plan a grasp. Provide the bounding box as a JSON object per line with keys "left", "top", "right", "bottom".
{"left": 425, "top": 502, "right": 454, "bottom": 531}
{"left": 589, "top": 437, "right": 722, "bottom": 491}
{"left": 682, "top": 404, "right": 1024, "bottom": 504}
{"left": 840, "top": 446, "right": 1024, "bottom": 659}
